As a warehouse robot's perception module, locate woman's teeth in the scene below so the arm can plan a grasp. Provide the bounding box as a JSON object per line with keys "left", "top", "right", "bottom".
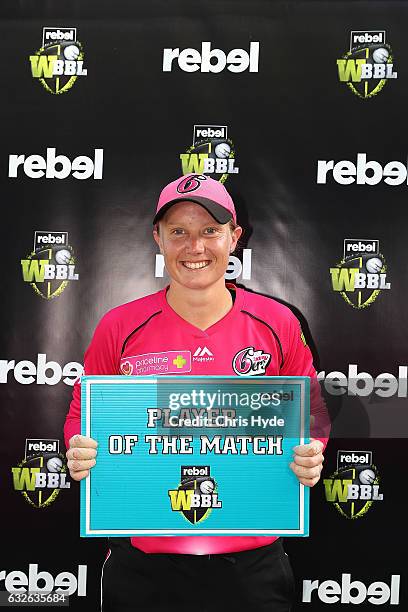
{"left": 182, "top": 261, "right": 210, "bottom": 269}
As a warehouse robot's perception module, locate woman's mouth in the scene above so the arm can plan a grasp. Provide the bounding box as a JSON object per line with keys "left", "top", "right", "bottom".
{"left": 181, "top": 260, "right": 211, "bottom": 270}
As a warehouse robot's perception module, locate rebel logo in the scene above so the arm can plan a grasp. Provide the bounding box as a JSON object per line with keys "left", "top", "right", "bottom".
{"left": 323, "top": 449, "right": 383, "bottom": 520}
{"left": 232, "top": 347, "right": 271, "bottom": 376}
{"left": 29, "top": 26, "right": 87, "bottom": 95}
{"left": 329, "top": 238, "right": 390, "bottom": 309}
{"left": 11, "top": 439, "right": 71, "bottom": 509}
{"left": 162, "top": 42, "right": 259, "bottom": 73}
{"left": 21, "top": 231, "right": 79, "bottom": 300}
{"left": 9, "top": 148, "right": 103, "bottom": 180}
{"left": 177, "top": 174, "right": 207, "bottom": 194}
{"left": 179, "top": 124, "right": 239, "bottom": 182}
{"left": 168, "top": 466, "right": 222, "bottom": 524}
{"left": 336, "top": 30, "right": 397, "bottom": 99}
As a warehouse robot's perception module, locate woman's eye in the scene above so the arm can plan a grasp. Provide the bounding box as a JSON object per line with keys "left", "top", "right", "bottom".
{"left": 171, "top": 228, "right": 185, "bottom": 235}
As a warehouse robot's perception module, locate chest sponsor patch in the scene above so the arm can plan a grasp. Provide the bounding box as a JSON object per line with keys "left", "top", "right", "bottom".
{"left": 232, "top": 346, "right": 271, "bottom": 376}
{"left": 120, "top": 351, "right": 191, "bottom": 376}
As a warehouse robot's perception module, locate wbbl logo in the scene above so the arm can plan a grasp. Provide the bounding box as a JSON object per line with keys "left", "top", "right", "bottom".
{"left": 21, "top": 231, "right": 79, "bottom": 300}
{"left": 179, "top": 125, "right": 239, "bottom": 183}
{"left": 11, "top": 439, "right": 70, "bottom": 509}
{"left": 323, "top": 450, "right": 383, "bottom": 520}
{"left": 168, "top": 466, "right": 222, "bottom": 524}
{"left": 329, "top": 239, "right": 390, "bottom": 309}
{"left": 29, "top": 27, "right": 87, "bottom": 94}
{"left": 337, "top": 30, "right": 397, "bottom": 99}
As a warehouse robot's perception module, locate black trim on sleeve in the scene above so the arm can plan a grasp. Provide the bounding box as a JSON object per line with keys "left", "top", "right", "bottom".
{"left": 241, "top": 310, "right": 284, "bottom": 369}
{"left": 121, "top": 311, "right": 162, "bottom": 356}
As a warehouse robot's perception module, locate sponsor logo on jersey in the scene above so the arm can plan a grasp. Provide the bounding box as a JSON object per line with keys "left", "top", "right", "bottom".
{"left": 0, "top": 563, "right": 87, "bottom": 596}
{"left": 168, "top": 465, "right": 222, "bottom": 524}
{"left": 29, "top": 27, "right": 87, "bottom": 94}
{"left": 120, "top": 351, "right": 192, "bottom": 376}
{"left": 232, "top": 346, "right": 271, "bottom": 376}
{"left": 179, "top": 125, "right": 239, "bottom": 183}
{"left": 155, "top": 249, "right": 252, "bottom": 281}
{"left": 193, "top": 346, "right": 214, "bottom": 363}
{"left": 337, "top": 30, "right": 397, "bottom": 99}
{"left": 0, "top": 354, "right": 83, "bottom": 386}
{"left": 9, "top": 148, "right": 103, "bottom": 180}
{"left": 20, "top": 231, "right": 79, "bottom": 300}
{"left": 329, "top": 239, "right": 390, "bottom": 309}
{"left": 323, "top": 450, "right": 383, "bottom": 520}
{"left": 162, "top": 41, "right": 259, "bottom": 73}
{"left": 303, "top": 573, "right": 400, "bottom": 605}
{"left": 11, "top": 439, "right": 70, "bottom": 509}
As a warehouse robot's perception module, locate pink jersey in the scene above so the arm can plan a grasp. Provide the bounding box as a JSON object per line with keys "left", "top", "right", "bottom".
{"left": 65, "top": 284, "right": 328, "bottom": 555}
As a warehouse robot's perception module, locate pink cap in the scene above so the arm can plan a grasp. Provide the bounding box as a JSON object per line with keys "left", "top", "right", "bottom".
{"left": 153, "top": 174, "right": 237, "bottom": 224}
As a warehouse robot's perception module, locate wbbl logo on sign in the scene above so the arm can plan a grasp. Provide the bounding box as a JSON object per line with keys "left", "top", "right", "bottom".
{"left": 21, "top": 231, "right": 79, "bottom": 300}
{"left": 179, "top": 125, "right": 239, "bottom": 183}
{"left": 337, "top": 30, "right": 397, "bottom": 99}
{"left": 168, "top": 466, "right": 222, "bottom": 524}
{"left": 29, "top": 27, "right": 87, "bottom": 94}
{"left": 11, "top": 439, "right": 70, "bottom": 509}
{"left": 329, "top": 239, "right": 390, "bottom": 309}
{"left": 323, "top": 450, "right": 383, "bottom": 520}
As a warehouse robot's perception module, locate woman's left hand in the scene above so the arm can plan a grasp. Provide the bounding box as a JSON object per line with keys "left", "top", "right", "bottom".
{"left": 289, "top": 439, "right": 324, "bottom": 487}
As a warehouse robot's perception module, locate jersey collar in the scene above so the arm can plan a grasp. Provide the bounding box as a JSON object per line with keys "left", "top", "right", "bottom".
{"left": 159, "top": 283, "right": 244, "bottom": 338}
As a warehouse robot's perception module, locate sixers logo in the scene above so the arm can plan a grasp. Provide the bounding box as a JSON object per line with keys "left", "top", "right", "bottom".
{"left": 177, "top": 174, "right": 207, "bottom": 194}
{"left": 232, "top": 346, "right": 271, "bottom": 376}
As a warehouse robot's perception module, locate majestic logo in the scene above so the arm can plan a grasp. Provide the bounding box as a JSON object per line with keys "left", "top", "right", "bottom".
{"left": 120, "top": 351, "right": 192, "bottom": 376}
{"left": 163, "top": 41, "right": 259, "bottom": 73}
{"left": 180, "top": 126, "right": 239, "bottom": 183}
{"left": 168, "top": 466, "right": 222, "bottom": 524}
{"left": 29, "top": 27, "right": 87, "bottom": 94}
{"left": 11, "top": 439, "right": 70, "bottom": 509}
{"left": 21, "top": 231, "right": 79, "bottom": 300}
{"left": 329, "top": 239, "right": 390, "bottom": 309}
{"left": 232, "top": 347, "right": 271, "bottom": 376}
{"left": 323, "top": 450, "right": 383, "bottom": 520}
{"left": 155, "top": 248, "right": 252, "bottom": 281}
{"left": 9, "top": 148, "right": 103, "bottom": 180}
{"left": 337, "top": 30, "right": 397, "bottom": 99}
{"left": 303, "top": 574, "right": 400, "bottom": 605}
{"left": 193, "top": 347, "right": 214, "bottom": 362}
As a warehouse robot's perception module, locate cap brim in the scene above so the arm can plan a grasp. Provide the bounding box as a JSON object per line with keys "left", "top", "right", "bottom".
{"left": 153, "top": 197, "right": 232, "bottom": 225}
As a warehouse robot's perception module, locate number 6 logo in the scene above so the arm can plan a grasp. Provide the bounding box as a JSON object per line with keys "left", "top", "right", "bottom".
{"left": 177, "top": 174, "right": 207, "bottom": 194}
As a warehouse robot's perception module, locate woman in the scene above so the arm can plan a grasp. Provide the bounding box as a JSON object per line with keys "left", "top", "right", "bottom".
{"left": 65, "top": 173, "right": 327, "bottom": 611}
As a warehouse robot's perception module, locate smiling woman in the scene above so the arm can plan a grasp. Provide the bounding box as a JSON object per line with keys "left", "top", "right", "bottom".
{"left": 153, "top": 202, "right": 242, "bottom": 328}
{"left": 64, "top": 173, "right": 328, "bottom": 612}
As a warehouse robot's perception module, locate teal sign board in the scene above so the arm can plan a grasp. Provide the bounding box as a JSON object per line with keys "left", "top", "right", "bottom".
{"left": 81, "top": 376, "right": 310, "bottom": 537}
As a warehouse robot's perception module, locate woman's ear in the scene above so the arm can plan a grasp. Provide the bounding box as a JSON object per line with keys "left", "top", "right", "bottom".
{"left": 230, "top": 225, "right": 243, "bottom": 253}
{"left": 153, "top": 226, "right": 163, "bottom": 254}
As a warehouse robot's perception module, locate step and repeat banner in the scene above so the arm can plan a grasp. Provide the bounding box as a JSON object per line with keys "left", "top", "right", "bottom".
{"left": 1, "top": 1, "right": 406, "bottom": 610}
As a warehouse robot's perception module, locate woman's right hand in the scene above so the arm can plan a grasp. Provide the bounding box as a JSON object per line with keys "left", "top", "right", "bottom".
{"left": 66, "top": 434, "right": 98, "bottom": 481}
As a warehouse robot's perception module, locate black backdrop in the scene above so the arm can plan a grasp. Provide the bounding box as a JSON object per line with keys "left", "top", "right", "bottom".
{"left": 1, "top": 1, "right": 407, "bottom": 609}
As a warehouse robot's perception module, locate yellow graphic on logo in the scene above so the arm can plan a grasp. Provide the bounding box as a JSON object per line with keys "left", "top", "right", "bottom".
{"left": 21, "top": 246, "right": 78, "bottom": 300}
{"left": 173, "top": 355, "right": 187, "bottom": 369}
{"left": 30, "top": 40, "right": 87, "bottom": 95}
